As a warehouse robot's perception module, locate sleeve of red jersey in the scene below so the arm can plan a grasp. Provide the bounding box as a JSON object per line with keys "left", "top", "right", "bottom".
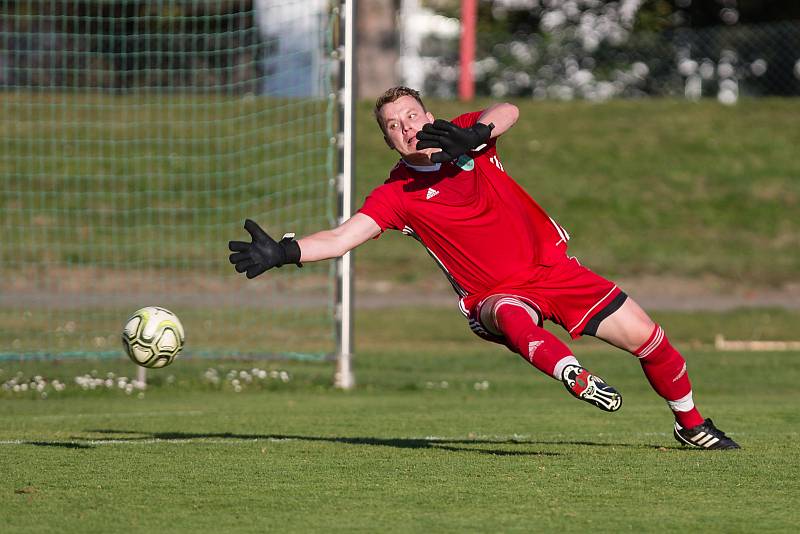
{"left": 357, "top": 183, "right": 406, "bottom": 237}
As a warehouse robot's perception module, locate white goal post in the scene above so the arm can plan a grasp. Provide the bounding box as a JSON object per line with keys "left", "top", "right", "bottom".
{"left": 334, "top": 0, "right": 356, "bottom": 389}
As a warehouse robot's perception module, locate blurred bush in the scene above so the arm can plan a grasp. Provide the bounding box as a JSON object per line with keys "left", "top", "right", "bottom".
{"left": 415, "top": 0, "right": 800, "bottom": 101}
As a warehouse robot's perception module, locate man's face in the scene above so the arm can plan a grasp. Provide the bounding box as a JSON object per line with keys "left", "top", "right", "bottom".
{"left": 378, "top": 95, "right": 436, "bottom": 160}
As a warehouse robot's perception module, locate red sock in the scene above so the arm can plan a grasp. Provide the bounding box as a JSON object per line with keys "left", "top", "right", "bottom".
{"left": 634, "top": 325, "right": 704, "bottom": 428}
{"left": 494, "top": 299, "right": 574, "bottom": 379}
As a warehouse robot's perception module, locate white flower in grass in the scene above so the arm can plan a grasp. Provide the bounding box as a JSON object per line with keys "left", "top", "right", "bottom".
{"left": 279, "top": 371, "right": 290, "bottom": 383}
{"left": 473, "top": 380, "right": 490, "bottom": 391}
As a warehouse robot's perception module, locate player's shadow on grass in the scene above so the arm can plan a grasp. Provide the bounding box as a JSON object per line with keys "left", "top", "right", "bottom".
{"left": 80, "top": 429, "right": 561, "bottom": 456}
{"left": 27, "top": 441, "right": 92, "bottom": 449}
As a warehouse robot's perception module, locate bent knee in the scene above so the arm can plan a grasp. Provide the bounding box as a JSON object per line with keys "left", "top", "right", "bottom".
{"left": 479, "top": 295, "right": 541, "bottom": 336}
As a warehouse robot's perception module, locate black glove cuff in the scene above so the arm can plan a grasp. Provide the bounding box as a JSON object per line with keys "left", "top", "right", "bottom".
{"left": 280, "top": 237, "right": 303, "bottom": 267}
{"left": 471, "top": 122, "right": 494, "bottom": 150}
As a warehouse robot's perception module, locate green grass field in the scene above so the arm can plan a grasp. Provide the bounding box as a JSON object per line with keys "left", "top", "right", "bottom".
{"left": 2, "top": 308, "right": 799, "bottom": 532}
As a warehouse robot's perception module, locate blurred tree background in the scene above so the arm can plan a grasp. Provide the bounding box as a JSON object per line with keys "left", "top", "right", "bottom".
{"left": 419, "top": 0, "right": 800, "bottom": 100}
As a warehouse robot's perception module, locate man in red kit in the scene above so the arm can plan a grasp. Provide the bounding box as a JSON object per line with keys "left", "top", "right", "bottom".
{"left": 229, "top": 86, "right": 739, "bottom": 450}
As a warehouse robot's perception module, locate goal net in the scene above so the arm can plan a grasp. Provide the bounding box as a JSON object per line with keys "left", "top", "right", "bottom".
{"left": 0, "top": 1, "right": 339, "bottom": 363}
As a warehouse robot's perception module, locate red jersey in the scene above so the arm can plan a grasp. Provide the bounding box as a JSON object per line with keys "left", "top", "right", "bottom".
{"left": 358, "top": 110, "right": 570, "bottom": 298}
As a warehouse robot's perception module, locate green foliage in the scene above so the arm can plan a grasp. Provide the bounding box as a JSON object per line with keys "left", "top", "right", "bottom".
{"left": 420, "top": 2, "right": 800, "bottom": 98}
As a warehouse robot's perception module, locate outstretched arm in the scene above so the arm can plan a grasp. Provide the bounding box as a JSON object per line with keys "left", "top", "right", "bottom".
{"left": 297, "top": 213, "right": 381, "bottom": 262}
{"left": 228, "top": 213, "right": 381, "bottom": 278}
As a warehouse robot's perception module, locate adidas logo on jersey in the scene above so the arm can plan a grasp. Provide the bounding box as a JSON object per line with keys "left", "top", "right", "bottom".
{"left": 426, "top": 187, "right": 439, "bottom": 200}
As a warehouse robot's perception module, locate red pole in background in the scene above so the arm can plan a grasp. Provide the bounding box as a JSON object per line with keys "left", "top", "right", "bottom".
{"left": 459, "top": 0, "right": 477, "bottom": 101}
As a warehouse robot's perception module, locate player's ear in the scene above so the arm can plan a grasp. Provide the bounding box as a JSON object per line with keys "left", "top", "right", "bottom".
{"left": 426, "top": 111, "right": 434, "bottom": 123}
{"left": 383, "top": 135, "right": 394, "bottom": 150}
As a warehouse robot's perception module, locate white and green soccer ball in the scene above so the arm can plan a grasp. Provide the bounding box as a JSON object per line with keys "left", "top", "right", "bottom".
{"left": 121, "top": 306, "right": 185, "bottom": 369}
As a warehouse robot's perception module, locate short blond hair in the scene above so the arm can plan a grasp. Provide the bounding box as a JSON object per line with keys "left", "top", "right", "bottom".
{"left": 374, "top": 86, "right": 426, "bottom": 134}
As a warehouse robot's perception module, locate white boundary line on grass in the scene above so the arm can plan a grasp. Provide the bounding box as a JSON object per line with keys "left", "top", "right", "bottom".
{"left": 0, "top": 410, "right": 205, "bottom": 421}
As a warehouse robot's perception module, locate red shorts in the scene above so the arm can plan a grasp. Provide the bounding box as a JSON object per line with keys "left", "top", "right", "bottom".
{"left": 459, "top": 256, "right": 627, "bottom": 341}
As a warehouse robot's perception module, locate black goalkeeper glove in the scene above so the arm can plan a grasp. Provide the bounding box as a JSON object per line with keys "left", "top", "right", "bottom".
{"left": 415, "top": 119, "right": 494, "bottom": 164}
{"left": 228, "top": 219, "right": 302, "bottom": 279}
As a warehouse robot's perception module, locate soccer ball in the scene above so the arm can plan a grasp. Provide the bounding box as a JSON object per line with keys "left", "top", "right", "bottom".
{"left": 121, "top": 306, "right": 185, "bottom": 369}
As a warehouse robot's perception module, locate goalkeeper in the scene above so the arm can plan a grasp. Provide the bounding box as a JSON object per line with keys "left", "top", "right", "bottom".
{"left": 229, "top": 86, "right": 739, "bottom": 450}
